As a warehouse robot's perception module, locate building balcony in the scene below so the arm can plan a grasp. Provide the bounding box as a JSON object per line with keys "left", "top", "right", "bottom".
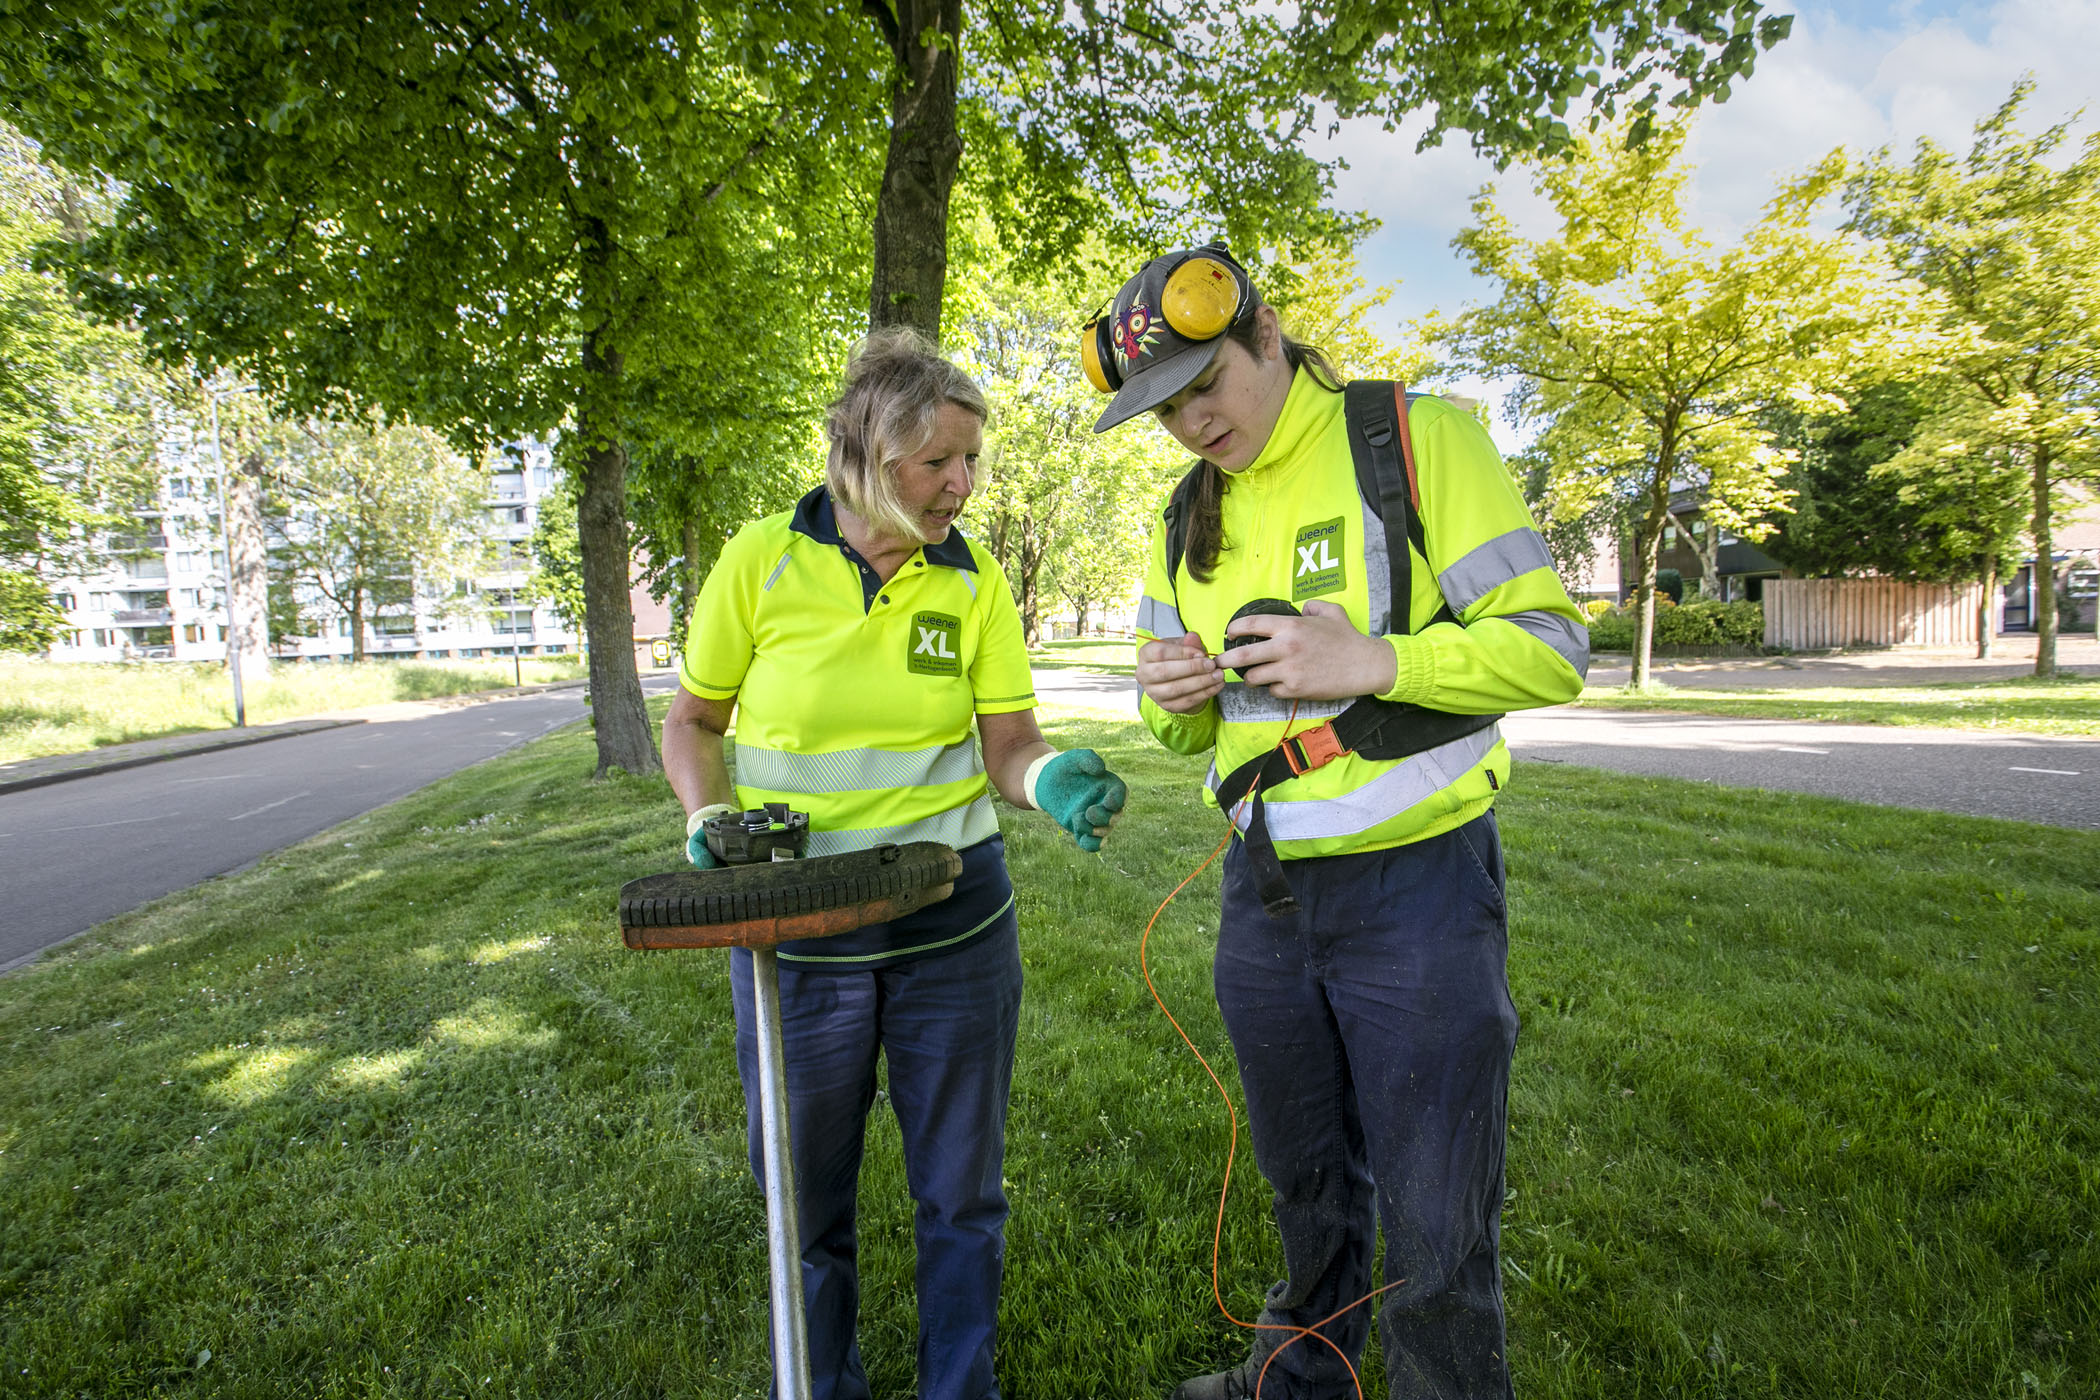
{"left": 113, "top": 608, "right": 174, "bottom": 625}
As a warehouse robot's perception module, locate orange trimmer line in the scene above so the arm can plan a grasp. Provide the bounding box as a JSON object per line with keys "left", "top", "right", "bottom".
{"left": 1137, "top": 708, "right": 1402, "bottom": 1400}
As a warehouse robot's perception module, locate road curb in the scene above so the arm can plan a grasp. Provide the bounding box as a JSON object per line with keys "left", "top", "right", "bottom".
{"left": 0, "top": 718, "right": 370, "bottom": 796}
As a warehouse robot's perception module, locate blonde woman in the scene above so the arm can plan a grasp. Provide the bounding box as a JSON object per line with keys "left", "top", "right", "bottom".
{"left": 661, "top": 329, "right": 1126, "bottom": 1400}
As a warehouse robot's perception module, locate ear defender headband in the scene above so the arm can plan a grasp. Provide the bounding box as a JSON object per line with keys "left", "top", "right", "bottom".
{"left": 1080, "top": 245, "right": 1256, "bottom": 395}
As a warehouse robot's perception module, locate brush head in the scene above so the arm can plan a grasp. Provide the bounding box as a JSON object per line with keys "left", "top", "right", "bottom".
{"left": 619, "top": 841, "right": 963, "bottom": 950}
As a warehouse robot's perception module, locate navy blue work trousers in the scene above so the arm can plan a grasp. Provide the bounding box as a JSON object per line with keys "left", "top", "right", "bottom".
{"left": 729, "top": 913, "right": 1022, "bottom": 1400}
{"left": 1214, "top": 811, "right": 1518, "bottom": 1400}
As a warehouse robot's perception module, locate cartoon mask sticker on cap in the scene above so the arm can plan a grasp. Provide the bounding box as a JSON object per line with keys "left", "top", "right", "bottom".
{"left": 1113, "top": 303, "right": 1162, "bottom": 368}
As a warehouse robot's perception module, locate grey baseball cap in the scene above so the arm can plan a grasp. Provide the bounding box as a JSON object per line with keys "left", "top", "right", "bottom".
{"left": 1087, "top": 244, "right": 1260, "bottom": 432}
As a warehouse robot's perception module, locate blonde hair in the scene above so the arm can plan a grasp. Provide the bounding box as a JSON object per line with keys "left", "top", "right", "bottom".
{"left": 825, "top": 328, "right": 988, "bottom": 542}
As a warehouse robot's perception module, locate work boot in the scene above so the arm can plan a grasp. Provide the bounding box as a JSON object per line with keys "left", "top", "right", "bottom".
{"left": 1168, "top": 1356, "right": 1291, "bottom": 1400}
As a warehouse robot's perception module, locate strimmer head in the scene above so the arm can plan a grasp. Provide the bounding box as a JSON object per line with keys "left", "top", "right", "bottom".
{"left": 618, "top": 842, "right": 962, "bottom": 950}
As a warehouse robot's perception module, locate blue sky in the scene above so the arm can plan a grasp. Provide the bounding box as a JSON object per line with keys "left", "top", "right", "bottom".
{"left": 1310, "top": 0, "right": 2100, "bottom": 419}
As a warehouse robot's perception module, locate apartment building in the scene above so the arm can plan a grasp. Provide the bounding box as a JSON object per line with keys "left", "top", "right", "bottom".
{"left": 44, "top": 437, "right": 581, "bottom": 663}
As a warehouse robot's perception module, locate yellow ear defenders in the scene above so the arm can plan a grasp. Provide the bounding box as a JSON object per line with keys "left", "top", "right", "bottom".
{"left": 1081, "top": 244, "right": 1256, "bottom": 395}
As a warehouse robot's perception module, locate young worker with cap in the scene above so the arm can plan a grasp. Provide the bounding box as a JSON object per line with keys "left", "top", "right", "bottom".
{"left": 661, "top": 329, "right": 1127, "bottom": 1400}
{"left": 1082, "top": 246, "right": 1587, "bottom": 1400}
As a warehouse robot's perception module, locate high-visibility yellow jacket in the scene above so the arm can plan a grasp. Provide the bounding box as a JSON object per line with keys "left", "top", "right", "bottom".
{"left": 1135, "top": 370, "right": 1588, "bottom": 861}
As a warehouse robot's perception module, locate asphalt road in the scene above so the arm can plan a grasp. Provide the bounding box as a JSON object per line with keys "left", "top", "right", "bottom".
{"left": 1029, "top": 668, "right": 2100, "bottom": 831}
{"left": 0, "top": 682, "right": 673, "bottom": 972}
{"left": 6, "top": 665, "right": 2091, "bottom": 975}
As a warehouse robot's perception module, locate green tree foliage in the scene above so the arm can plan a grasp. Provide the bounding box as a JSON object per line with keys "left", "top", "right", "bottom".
{"left": 1762, "top": 384, "right": 2027, "bottom": 622}
{"left": 0, "top": 1, "right": 873, "bottom": 772}
{"left": 1445, "top": 121, "right": 1920, "bottom": 684}
{"left": 263, "top": 420, "right": 491, "bottom": 662}
{"left": 0, "top": 130, "right": 164, "bottom": 652}
{"left": 950, "top": 266, "right": 1184, "bottom": 644}
{"left": 1266, "top": 245, "right": 1437, "bottom": 384}
{"left": 528, "top": 492, "right": 587, "bottom": 636}
{"left": 1846, "top": 85, "right": 2100, "bottom": 677}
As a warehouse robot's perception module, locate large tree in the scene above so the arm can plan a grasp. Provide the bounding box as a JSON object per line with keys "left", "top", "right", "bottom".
{"left": 1445, "top": 122, "right": 1920, "bottom": 684}
{"left": 0, "top": 2, "right": 875, "bottom": 773}
{"left": 263, "top": 419, "right": 492, "bottom": 662}
{"left": 1762, "top": 384, "right": 2026, "bottom": 657}
{"left": 0, "top": 129, "right": 164, "bottom": 652}
{"left": 1845, "top": 85, "right": 2100, "bottom": 678}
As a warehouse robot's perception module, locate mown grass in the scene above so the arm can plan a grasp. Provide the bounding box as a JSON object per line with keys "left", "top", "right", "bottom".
{"left": 1577, "top": 674, "right": 2100, "bottom": 737}
{"left": 1027, "top": 638, "right": 1137, "bottom": 672}
{"left": 0, "top": 657, "right": 588, "bottom": 763}
{"left": 1, "top": 703, "right": 2094, "bottom": 1399}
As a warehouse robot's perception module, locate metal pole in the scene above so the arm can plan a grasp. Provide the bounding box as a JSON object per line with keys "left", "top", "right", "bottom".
{"left": 208, "top": 392, "right": 246, "bottom": 728}
{"left": 747, "top": 946, "right": 813, "bottom": 1400}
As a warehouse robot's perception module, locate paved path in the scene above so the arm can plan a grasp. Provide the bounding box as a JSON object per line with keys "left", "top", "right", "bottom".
{"left": 0, "top": 676, "right": 675, "bottom": 973}
{"left": 1027, "top": 662, "right": 2100, "bottom": 831}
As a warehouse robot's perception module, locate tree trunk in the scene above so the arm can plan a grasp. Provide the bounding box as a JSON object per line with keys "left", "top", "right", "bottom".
{"left": 1976, "top": 556, "right": 1996, "bottom": 660}
{"left": 1631, "top": 439, "right": 1677, "bottom": 688}
{"left": 2031, "top": 450, "right": 2055, "bottom": 679}
{"left": 224, "top": 450, "right": 272, "bottom": 678}
{"left": 678, "top": 516, "right": 702, "bottom": 653}
{"left": 573, "top": 210, "right": 660, "bottom": 777}
{"left": 867, "top": 0, "right": 963, "bottom": 340}
{"left": 349, "top": 582, "right": 366, "bottom": 663}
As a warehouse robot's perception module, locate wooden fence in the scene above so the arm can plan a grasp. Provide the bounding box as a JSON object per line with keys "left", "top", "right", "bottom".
{"left": 1762, "top": 578, "right": 1986, "bottom": 650}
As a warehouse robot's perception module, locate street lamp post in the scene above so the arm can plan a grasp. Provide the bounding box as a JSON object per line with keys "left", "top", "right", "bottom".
{"left": 207, "top": 388, "right": 249, "bottom": 727}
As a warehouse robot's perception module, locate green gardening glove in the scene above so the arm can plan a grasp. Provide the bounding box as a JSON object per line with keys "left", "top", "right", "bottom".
{"left": 1024, "top": 749, "right": 1127, "bottom": 853}
{"left": 684, "top": 804, "right": 734, "bottom": 870}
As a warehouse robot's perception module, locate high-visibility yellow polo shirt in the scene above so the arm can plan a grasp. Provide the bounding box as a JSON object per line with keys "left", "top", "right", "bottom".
{"left": 681, "top": 485, "right": 1037, "bottom": 965}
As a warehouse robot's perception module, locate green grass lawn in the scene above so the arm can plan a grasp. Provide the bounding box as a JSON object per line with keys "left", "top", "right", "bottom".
{"left": 1, "top": 703, "right": 2093, "bottom": 1398}
{"left": 0, "top": 657, "right": 589, "bottom": 764}
{"left": 1576, "top": 674, "right": 2100, "bottom": 737}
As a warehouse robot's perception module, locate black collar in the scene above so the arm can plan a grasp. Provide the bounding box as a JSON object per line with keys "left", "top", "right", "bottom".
{"left": 788, "top": 484, "right": 976, "bottom": 571}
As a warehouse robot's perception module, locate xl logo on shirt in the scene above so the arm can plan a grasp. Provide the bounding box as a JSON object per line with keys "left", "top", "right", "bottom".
{"left": 1292, "top": 516, "right": 1347, "bottom": 601}
{"left": 908, "top": 611, "right": 962, "bottom": 676}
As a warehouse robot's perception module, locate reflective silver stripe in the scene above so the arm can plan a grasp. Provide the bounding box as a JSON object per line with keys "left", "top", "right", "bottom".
{"left": 1208, "top": 724, "right": 1502, "bottom": 842}
{"left": 803, "top": 796, "right": 1000, "bottom": 856}
{"left": 1136, "top": 593, "right": 1183, "bottom": 638}
{"left": 763, "top": 551, "right": 791, "bottom": 591}
{"left": 1362, "top": 496, "right": 1392, "bottom": 635}
{"left": 735, "top": 738, "right": 982, "bottom": 794}
{"left": 961, "top": 570, "right": 978, "bottom": 598}
{"left": 1505, "top": 608, "right": 1590, "bottom": 677}
{"left": 1437, "top": 528, "right": 1554, "bottom": 615}
{"left": 1217, "top": 681, "right": 1349, "bottom": 724}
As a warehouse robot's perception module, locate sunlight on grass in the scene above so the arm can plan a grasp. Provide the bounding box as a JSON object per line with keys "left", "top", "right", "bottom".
{"left": 326, "top": 868, "right": 389, "bottom": 895}
{"left": 467, "top": 935, "right": 553, "bottom": 965}
{"left": 209, "top": 1046, "right": 318, "bottom": 1106}
{"left": 330, "top": 1049, "right": 422, "bottom": 1092}
{"left": 430, "top": 1003, "right": 557, "bottom": 1053}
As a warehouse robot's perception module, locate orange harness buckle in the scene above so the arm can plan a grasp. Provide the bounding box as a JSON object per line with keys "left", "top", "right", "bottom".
{"left": 1282, "top": 722, "right": 1350, "bottom": 777}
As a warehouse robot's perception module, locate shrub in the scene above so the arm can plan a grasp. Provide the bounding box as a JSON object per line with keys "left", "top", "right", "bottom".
{"left": 1583, "top": 599, "right": 1763, "bottom": 652}
{"left": 1584, "top": 608, "right": 1636, "bottom": 652}
{"left": 1655, "top": 568, "right": 1684, "bottom": 603}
